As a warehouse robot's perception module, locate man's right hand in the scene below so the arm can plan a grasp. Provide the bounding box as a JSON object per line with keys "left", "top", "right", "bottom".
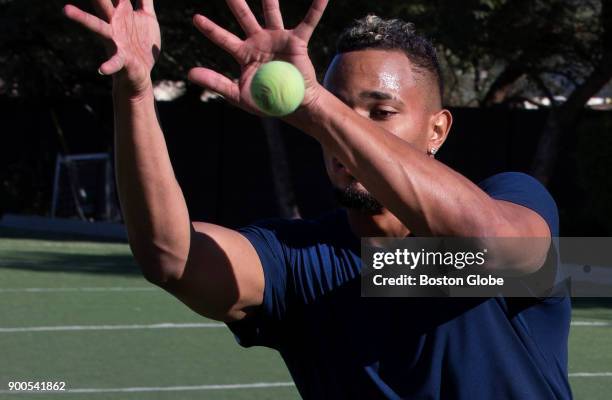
{"left": 64, "top": 0, "right": 161, "bottom": 96}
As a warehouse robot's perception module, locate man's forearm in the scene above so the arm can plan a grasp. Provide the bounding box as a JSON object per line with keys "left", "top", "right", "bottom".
{"left": 294, "top": 89, "right": 506, "bottom": 237}
{"left": 113, "top": 80, "right": 191, "bottom": 282}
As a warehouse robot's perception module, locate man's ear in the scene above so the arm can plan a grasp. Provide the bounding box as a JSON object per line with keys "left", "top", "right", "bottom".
{"left": 428, "top": 109, "right": 453, "bottom": 155}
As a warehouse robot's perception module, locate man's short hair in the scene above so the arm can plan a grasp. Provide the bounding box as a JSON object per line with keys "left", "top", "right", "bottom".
{"left": 336, "top": 15, "right": 444, "bottom": 104}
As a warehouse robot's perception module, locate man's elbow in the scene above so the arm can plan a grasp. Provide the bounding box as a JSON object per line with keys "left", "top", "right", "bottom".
{"left": 130, "top": 242, "right": 188, "bottom": 286}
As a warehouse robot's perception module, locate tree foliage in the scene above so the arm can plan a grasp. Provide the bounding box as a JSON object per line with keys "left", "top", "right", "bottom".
{"left": 1, "top": 0, "right": 609, "bottom": 106}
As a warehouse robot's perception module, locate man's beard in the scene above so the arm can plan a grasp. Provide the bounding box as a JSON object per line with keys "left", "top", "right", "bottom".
{"left": 333, "top": 182, "right": 384, "bottom": 214}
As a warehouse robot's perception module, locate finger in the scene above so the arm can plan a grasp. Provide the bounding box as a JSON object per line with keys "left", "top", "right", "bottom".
{"left": 294, "top": 0, "right": 329, "bottom": 41}
{"left": 138, "top": 0, "right": 155, "bottom": 13}
{"left": 193, "top": 14, "right": 244, "bottom": 61}
{"left": 91, "top": 0, "right": 115, "bottom": 20}
{"left": 64, "top": 5, "right": 112, "bottom": 39}
{"left": 99, "top": 52, "right": 125, "bottom": 75}
{"left": 188, "top": 68, "right": 240, "bottom": 104}
{"left": 262, "top": 0, "right": 283, "bottom": 29}
{"left": 226, "top": 0, "right": 262, "bottom": 36}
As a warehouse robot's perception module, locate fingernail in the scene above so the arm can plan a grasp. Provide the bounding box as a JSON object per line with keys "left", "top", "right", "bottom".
{"left": 97, "top": 68, "right": 105, "bottom": 76}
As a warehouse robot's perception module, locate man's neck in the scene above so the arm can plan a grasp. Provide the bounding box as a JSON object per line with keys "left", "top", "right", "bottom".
{"left": 346, "top": 208, "right": 410, "bottom": 239}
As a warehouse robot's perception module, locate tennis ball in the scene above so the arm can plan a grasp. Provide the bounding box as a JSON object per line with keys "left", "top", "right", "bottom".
{"left": 250, "top": 61, "right": 305, "bottom": 117}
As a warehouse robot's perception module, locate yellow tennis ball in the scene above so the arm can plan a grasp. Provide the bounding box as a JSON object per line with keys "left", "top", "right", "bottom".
{"left": 250, "top": 61, "right": 306, "bottom": 117}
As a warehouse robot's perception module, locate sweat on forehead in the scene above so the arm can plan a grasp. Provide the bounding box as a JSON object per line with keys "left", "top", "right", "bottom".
{"left": 379, "top": 72, "right": 400, "bottom": 91}
{"left": 324, "top": 50, "right": 441, "bottom": 107}
{"left": 325, "top": 50, "right": 415, "bottom": 84}
{"left": 334, "top": 15, "right": 444, "bottom": 105}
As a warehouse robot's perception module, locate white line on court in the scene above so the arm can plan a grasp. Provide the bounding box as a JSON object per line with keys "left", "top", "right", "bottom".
{"left": 0, "top": 287, "right": 156, "bottom": 293}
{"left": 0, "top": 323, "right": 225, "bottom": 333}
{"left": 569, "top": 372, "right": 612, "bottom": 377}
{"left": 0, "top": 320, "right": 608, "bottom": 333}
{"left": 570, "top": 321, "right": 612, "bottom": 327}
{"left": 0, "top": 382, "right": 295, "bottom": 395}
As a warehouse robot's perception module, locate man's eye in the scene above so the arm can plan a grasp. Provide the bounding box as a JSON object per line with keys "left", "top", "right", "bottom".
{"left": 370, "top": 109, "right": 397, "bottom": 119}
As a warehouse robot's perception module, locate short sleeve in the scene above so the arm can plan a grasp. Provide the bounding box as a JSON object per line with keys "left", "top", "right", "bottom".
{"left": 478, "top": 172, "right": 559, "bottom": 236}
{"left": 225, "top": 220, "right": 290, "bottom": 349}
{"left": 478, "top": 172, "right": 567, "bottom": 299}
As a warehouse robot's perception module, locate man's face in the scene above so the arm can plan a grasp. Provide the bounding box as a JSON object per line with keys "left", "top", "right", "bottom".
{"left": 322, "top": 49, "right": 440, "bottom": 213}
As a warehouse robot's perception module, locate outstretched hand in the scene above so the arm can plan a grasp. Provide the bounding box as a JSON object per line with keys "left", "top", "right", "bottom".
{"left": 189, "top": 0, "right": 329, "bottom": 116}
{"left": 63, "top": 0, "right": 161, "bottom": 96}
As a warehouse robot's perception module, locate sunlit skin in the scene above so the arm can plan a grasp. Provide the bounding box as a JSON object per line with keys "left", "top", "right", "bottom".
{"left": 322, "top": 49, "right": 452, "bottom": 238}
{"left": 64, "top": 0, "right": 554, "bottom": 323}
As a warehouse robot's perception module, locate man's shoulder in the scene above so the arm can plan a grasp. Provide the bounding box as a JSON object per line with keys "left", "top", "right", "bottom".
{"left": 478, "top": 171, "right": 547, "bottom": 193}
{"left": 478, "top": 171, "right": 559, "bottom": 236}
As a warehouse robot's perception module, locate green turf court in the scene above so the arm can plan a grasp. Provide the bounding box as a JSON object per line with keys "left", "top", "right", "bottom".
{"left": 1, "top": 232, "right": 611, "bottom": 399}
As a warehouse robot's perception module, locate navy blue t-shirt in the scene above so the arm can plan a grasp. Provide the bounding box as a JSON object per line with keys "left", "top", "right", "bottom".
{"left": 228, "top": 172, "right": 572, "bottom": 399}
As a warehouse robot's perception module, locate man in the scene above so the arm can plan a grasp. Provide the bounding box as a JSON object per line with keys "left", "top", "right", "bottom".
{"left": 64, "top": 0, "right": 572, "bottom": 398}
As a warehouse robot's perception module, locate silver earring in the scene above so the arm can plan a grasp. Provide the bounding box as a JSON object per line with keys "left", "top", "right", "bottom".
{"left": 429, "top": 147, "right": 438, "bottom": 156}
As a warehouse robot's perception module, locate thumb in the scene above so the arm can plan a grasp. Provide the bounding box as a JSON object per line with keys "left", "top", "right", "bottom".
{"left": 99, "top": 52, "right": 125, "bottom": 75}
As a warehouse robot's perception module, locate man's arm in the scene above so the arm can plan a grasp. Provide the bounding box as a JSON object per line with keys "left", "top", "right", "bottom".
{"left": 65, "top": 0, "right": 264, "bottom": 322}
{"left": 292, "top": 90, "right": 552, "bottom": 274}
{"left": 113, "top": 84, "right": 265, "bottom": 321}
{"left": 187, "top": 0, "right": 550, "bottom": 274}
{"left": 297, "top": 92, "right": 547, "bottom": 236}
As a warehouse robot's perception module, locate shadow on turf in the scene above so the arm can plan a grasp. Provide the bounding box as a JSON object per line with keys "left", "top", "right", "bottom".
{"left": 572, "top": 298, "right": 612, "bottom": 309}
{"left": 0, "top": 252, "right": 141, "bottom": 276}
{"left": 0, "top": 226, "right": 127, "bottom": 244}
